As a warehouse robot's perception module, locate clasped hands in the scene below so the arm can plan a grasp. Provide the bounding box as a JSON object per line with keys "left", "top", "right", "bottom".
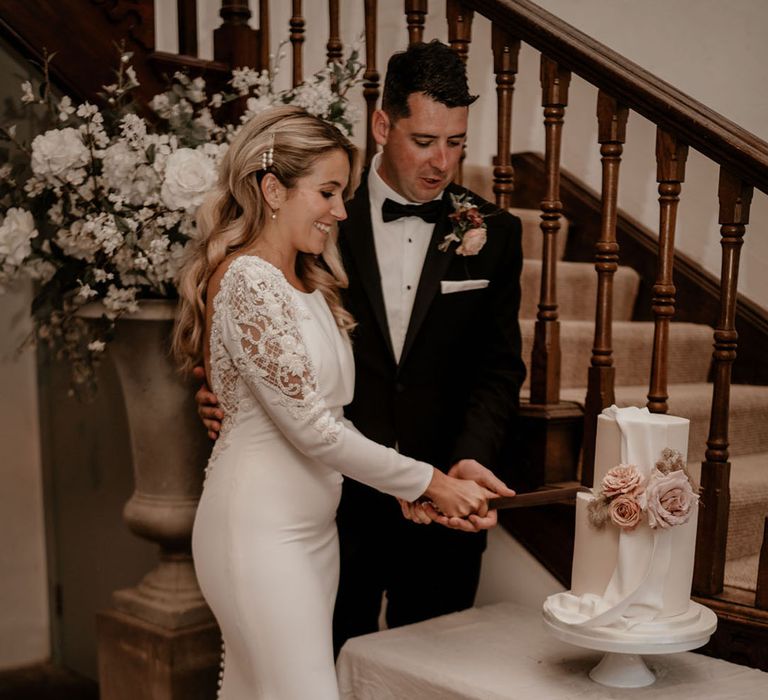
{"left": 399, "top": 459, "right": 515, "bottom": 533}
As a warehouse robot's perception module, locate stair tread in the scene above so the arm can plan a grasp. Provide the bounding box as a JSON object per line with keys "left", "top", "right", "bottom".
{"left": 724, "top": 553, "right": 759, "bottom": 593}
{"left": 521, "top": 321, "right": 715, "bottom": 388}
{"left": 520, "top": 260, "right": 640, "bottom": 322}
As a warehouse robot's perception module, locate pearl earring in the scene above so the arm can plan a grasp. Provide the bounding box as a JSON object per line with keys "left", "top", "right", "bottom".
{"left": 271, "top": 211, "right": 277, "bottom": 220}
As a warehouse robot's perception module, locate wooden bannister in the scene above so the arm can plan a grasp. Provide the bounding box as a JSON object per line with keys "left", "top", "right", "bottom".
{"left": 529, "top": 56, "right": 569, "bottom": 406}
{"left": 491, "top": 26, "right": 521, "bottom": 210}
{"left": 405, "top": 1, "right": 428, "bottom": 46}
{"left": 214, "top": 1, "right": 259, "bottom": 70}
{"left": 647, "top": 129, "right": 688, "bottom": 414}
{"left": 258, "top": 0, "right": 270, "bottom": 70}
{"left": 464, "top": 0, "right": 768, "bottom": 195}
{"left": 326, "top": 0, "right": 342, "bottom": 63}
{"left": 581, "top": 92, "right": 628, "bottom": 486}
{"left": 363, "top": 0, "right": 380, "bottom": 166}
{"left": 693, "top": 168, "right": 753, "bottom": 596}
{"left": 177, "top": 0, "right": 198, "bottom": 56}
{"left": 446, "top": 1, "right": 474, "bottom": 65}
{"left": 290, "top": 1, "right": 305, "bottom": 87}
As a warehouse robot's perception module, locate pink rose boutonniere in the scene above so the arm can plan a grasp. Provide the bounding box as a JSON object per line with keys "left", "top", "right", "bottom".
{"left": 438, "top": 192, "right": 488, "bottom": 256}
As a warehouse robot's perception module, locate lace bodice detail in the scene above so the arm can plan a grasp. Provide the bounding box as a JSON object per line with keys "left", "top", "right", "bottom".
{"left": 209, "top": 257, "right": 340, "bottom": 460}
{"left": 205, "top": 255, "right": 433, "bottom": 502}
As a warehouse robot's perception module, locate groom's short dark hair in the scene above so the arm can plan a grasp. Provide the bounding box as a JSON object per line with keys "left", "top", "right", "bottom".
{"left": 382, "top": 40, "right": 478, "bottom": 121}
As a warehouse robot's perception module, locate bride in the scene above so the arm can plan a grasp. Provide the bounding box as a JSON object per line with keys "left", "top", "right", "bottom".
{"left": 172, "top": 106, "right": 495, "bottom": 699}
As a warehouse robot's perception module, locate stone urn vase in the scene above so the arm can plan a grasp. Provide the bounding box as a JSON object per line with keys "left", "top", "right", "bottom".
{"left": 82, "top": 300, "right": 213, "bottom": 629}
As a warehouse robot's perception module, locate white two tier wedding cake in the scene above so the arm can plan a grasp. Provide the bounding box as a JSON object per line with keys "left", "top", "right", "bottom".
{"left": 543, "top": 405, "right": 717, "bottom": 648}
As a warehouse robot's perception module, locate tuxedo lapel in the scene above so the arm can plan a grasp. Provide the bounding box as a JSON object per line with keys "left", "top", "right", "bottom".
{"left": 343, "top": 179, "right": 397, "bottom": 363}
{"left": 399, "top": 191, "right": 455, "bottom": 366}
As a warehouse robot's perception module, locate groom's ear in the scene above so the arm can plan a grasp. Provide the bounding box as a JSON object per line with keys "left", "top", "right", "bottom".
{"left": 371, "top": 109, "right": 391, "bottom": 147}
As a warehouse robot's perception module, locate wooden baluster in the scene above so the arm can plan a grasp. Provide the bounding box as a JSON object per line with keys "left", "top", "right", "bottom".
{"left": 581, "top": 92, "right": 629, "bottom": 487}
{"left": 327, "top": 0, "right": 342, "bottom": 64}
{"left": 693, "top": 169, "right": 753, "bottom": 597}
{"left": 214, "top": 1, "right": 259, "bottom": 70}
{"left": 258, "top": 0, "right": 269, "bottom": 70}
{"left": 446, "top": 1, "right": 473, "bottom": 186}
{"left": 647, "top": 129, "right": 688, "bottom": 413}
{"left": 363, "top": 0, "right": 380, "bottom": 166}
{"left": 757, "top": 518, "right": 768, "bottom": 609}
{"left": 446, "top": 0, "right": 473, "bottom": 65}
{"left": 290, "top": 1, "right": 304, "bottom": 87}
{"left": 405, "top": 0, "right": 428, "bottom": 46}
{"left": 491, "top": 26, "right": 520, "bottom": 210}
{"left": 177, "top": 0, "right": 198, "bottom": 56}
{"left": 530, "top": 57, "right": 570, "bottom": 405}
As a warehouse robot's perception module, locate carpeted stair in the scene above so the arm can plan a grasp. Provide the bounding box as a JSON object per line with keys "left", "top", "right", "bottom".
{"left": 510, "top": 203, "right": 768, "bottom": 595}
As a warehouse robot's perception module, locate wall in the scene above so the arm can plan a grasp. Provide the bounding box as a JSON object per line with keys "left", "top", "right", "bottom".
{"left": 0, "top": 282, "right": 49, "bottom": 669}
{"left": 0, "top": 42, "right": 49, "bottom": 668}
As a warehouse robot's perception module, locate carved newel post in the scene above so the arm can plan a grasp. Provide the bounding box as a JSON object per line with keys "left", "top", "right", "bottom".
{"left": 92, "top": 301, "right": 219, "bottom": 700}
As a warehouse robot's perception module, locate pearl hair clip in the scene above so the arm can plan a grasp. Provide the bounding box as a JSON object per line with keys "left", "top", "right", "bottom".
{"left": 261, "top": 132, "right": 275, "bottom": 171}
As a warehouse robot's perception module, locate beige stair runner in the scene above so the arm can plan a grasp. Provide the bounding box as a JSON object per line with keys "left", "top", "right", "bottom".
{"left": 509, "top": 204, "right": 768, "bottom": 595}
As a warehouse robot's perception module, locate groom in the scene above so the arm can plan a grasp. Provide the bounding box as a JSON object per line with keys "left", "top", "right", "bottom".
{"left": 198, "top": 41, "right": 526, "bottom": 653}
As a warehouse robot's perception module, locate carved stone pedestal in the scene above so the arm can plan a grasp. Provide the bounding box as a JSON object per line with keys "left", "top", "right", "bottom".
{"left": 80, "top": 301, "right": 219, "bottom": 699}
{"left": 97, "top": 610, "right": 220, "bottom": 700}
{"left": 518, "top": 400, "right": 584, "bottom": 484}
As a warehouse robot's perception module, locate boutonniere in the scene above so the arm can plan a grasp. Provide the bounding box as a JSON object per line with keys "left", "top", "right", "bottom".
{"left": 438, "top": 192, "right": 488, "bottom": 256}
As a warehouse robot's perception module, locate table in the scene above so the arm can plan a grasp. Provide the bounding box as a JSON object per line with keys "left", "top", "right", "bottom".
{"left": 337, "top": 602, "right": 768, "bottom": 699}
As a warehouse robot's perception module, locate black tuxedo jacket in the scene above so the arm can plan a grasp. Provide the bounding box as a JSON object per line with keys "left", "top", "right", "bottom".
{"left": 337, "top": 176, "right": 526, "bottom": 520}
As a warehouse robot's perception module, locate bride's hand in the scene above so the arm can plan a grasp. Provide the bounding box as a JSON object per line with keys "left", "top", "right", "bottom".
{"left": 421, "top": 469, "right": 496, "bottom": 519}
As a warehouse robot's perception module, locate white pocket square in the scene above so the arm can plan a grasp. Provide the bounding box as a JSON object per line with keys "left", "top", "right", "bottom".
{"left": 440, "top": 279, "right": 490, "bottom": 294}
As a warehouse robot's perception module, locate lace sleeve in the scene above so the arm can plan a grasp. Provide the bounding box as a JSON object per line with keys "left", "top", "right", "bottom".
{"left": 224, "top": 261, "right": 342, "bottom": 443}
{"left": 216, "top": 258, "right": 433, "bottom": 502}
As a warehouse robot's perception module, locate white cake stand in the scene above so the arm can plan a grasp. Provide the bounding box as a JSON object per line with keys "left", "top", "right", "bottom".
{"left": 542, "top": 602, "right": 718, "bottom": 688}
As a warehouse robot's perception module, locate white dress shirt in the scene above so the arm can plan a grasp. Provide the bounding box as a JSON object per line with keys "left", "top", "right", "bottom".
{"left": 367, "top": 153, "right": 443, "bottom": 363}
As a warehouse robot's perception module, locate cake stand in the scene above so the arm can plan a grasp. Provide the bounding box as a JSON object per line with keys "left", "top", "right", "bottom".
{"left": 542, "top": 602, "right": 718, "bottom": 688}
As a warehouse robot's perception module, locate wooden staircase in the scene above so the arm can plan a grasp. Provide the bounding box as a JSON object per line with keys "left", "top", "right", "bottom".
{"left": 3, "top": 0, "right": 768, "bottom": 680}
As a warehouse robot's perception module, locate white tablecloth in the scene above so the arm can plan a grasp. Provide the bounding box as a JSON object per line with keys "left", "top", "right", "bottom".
{"left": 337, "top": 602, "right": 767, "bottom": 699}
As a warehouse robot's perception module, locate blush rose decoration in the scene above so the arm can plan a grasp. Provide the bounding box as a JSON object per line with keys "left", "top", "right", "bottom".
{"left": 643, "top": 468, "right": 699, "bottom": 529}
{"left": 0, "top": 42, "right": 363, "bottom": 396}
{"left": 587, "top": 451, "right": 698, "bottom": 531}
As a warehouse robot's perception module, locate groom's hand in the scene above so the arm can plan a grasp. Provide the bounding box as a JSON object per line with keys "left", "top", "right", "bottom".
{"left": 442, "top": 459, "right": 516, "bottom": 532}
{"left": 193, "top": 366, "right": 223, "bottom": 440}
{"left": 398, "top": 460, "right": 515, "bottom": 531}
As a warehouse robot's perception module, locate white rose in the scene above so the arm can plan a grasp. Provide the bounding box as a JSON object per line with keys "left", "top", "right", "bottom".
{"left": 30, "top": 127, "right": 90, "bottom": 180}
{"left": 101, "top": 141, "right": 139, "bottom": 192}
{"left": 0, "top": 208, "right": 38, "bottom": 266}
{"left": 160, "top": 148, "right": 218, "bottom": 212}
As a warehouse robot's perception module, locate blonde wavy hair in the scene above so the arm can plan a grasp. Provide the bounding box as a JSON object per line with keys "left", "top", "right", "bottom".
{"left": 172, "top": 105, "right": 360, "bottom": 375}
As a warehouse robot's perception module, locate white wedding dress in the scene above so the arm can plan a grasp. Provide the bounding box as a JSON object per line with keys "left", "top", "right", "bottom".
{"left": 192, "top": 256, "right": 433, "bottom": 700}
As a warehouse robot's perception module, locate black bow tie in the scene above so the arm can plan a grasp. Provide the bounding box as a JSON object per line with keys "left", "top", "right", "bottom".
{"left": 382, "top": 198, "right": 443, "bottom": 224}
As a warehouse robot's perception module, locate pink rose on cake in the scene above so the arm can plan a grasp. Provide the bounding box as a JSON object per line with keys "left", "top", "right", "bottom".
{"left": 643, "top": 468, "right": 699, "bottom": 529}
{"left": 608, "top": 494, "right": 643, "bottom": 530}
{"left": 601, "top": 464, "right": 644, "bottom": 497}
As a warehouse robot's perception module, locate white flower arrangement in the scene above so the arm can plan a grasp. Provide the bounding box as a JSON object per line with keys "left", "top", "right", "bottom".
{"left": 0, "top": 43, "right": 363, "bottom": 396}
